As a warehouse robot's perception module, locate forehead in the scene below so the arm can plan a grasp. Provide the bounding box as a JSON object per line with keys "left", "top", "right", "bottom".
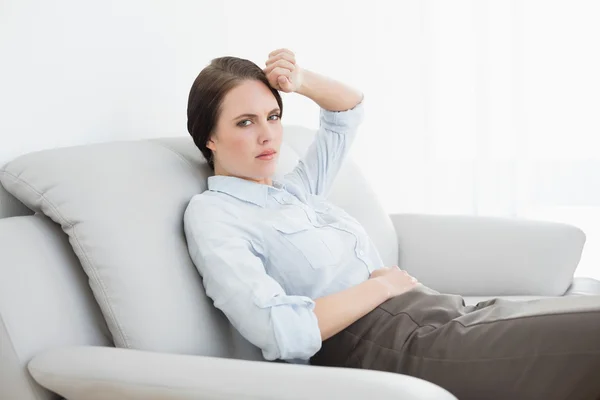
{"left": 220, "top": 80, "right": 279, "bottom": 117}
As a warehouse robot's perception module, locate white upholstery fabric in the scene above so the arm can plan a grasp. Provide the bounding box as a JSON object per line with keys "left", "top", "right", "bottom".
{"left": 28, "top": 346, "right": 458, "bottom": 400}
{"left": 0, "top": 184, "right": 31, "bottom": 218}
{"left": 0, "top": 215, "right": 111, "bottom": 400}
{"left": 389, "top": 213, "right": 586, "bottom": 296}
{"left": 564, "top": 276, "right": 600, "bottom": 296}
{"left": 462, "top": 278, "right": 600, "bottom": 305}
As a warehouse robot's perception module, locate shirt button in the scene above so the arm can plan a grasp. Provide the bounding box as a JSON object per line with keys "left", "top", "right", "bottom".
{"left": 358, "top": 250, "right": 365, "bottom": 256}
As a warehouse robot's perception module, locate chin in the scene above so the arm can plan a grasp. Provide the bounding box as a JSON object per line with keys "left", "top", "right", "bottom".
{"left": 252, "top": 164, "right": 277, "bottom": 178}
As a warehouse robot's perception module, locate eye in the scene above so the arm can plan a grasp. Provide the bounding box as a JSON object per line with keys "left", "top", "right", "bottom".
{"left": 237, "top": 114, "right": 280, "bottom": 128}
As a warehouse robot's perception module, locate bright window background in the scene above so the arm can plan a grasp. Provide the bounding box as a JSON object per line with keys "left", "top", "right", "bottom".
{"left": 1, "top": 0, "right": 599, "bottom": 278}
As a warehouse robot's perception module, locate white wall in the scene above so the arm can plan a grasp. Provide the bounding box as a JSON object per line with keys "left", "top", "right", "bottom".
{"left": 2, "top": 0, "right": 600, "bottom": 278}
{"left": 0, "top": 0, "right": 373, "bottom": 162}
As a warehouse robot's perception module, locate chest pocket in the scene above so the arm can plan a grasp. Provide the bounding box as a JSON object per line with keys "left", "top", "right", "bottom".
{"left": 272, "top": 220, "right": 343, "bottom": 269}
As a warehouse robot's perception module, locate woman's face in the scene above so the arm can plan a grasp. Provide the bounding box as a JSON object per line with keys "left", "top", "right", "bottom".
{"left": 207, "top": 79, "right": 282, "bottom": 185}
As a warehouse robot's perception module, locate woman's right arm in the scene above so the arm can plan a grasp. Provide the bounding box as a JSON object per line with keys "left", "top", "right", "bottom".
{"left": 314, "top": 267, "right": 419, "bottom": 341}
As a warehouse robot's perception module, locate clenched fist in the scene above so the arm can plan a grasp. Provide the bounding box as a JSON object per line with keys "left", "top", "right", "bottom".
{"left": 263, "top": 48, "right": 304, "bottom": 93}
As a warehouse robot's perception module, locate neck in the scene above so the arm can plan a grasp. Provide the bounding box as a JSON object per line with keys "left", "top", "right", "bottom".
{"left": 213, "top": 168, "right": 272, "bottom": 186}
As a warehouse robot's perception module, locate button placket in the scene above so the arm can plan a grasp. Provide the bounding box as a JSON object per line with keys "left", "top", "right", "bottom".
{"left": 352, "top": 233, "right": 365, "bottom": 257}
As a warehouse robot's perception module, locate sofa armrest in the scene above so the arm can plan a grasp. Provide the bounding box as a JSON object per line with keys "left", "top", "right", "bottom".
{"left": 28, "top": 346, "right": 457, "bottom": 400}
{"left": 389, "top": 213, "right": 586, "bottom": 296}
{"left": 564, "top": 277, "right": 600, "bottom": 296}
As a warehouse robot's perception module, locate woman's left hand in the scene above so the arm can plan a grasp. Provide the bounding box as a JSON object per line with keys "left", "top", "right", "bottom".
{"left": 263, "top": 48, "right": 304, "bottom": 93}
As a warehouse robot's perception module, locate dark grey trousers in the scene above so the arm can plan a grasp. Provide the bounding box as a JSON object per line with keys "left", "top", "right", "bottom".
{"left": 310, "top": 285, "right": 600, "bottom": 400}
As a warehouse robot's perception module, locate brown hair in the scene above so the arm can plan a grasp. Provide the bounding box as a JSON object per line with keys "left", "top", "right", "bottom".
{"left": 186, "top": 56, "right": 284, "bottom": 171}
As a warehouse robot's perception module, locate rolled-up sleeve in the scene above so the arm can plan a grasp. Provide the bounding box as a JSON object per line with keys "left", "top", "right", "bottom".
{"left": 183, "top": 201, "right": 322, "bottom": 361}
{"left": 286, "top": 96, "right": 365, "bottom": 198}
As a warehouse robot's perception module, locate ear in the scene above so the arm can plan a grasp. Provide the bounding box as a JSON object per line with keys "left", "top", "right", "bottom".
{"left": 206, "top": 138, "right": 216, "bottom": 152}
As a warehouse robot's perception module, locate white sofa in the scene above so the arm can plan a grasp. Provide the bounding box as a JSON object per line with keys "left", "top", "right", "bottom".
{"left": 1, "top": 124, "right": 599, "bottom": 400}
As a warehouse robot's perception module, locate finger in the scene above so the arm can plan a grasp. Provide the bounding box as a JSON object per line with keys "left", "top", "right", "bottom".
{"left": 264, "top": 67, "right": 291, "bottom": 89}
{"left": 264, "top": 59, "right": 296, "bottom": 75}
{"left": 268, "top": 48, "right": 294, "bottom": 58}
{"left": 267, "top": 72, "right": 288, "bottom": 91}
{"left": 270, "top": 67, "right": 291, "bottom": 80}
{"left": 266, "top": 74, "right": 281, "bottom": 91}
{"left": 265, "top": 55, "right": 295, "bottom": 72}
{"left": 265, "top": 52, "right": 295, "bottom": 67}
{"left": 278, "top": 75, "right": 292, "bottom": 92}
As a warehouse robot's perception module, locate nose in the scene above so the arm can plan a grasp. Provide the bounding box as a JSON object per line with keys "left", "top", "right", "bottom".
{"left": 257, "top": 122, "right": 277, "bottom": 144}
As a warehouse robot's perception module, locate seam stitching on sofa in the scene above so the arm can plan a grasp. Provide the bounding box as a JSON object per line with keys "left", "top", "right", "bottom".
{"left": 0, "top": 169, "right": 129, "bottom": 348}
{"left": 71, "top": 223, "right": 129, "bottom": 348}
{"left": 0, "top": 170, "right": 71, "bottom": 227}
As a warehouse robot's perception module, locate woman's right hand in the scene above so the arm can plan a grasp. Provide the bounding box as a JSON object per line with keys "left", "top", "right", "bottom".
{"left": 369, "top": 266, "right": 420, "bottom": 300}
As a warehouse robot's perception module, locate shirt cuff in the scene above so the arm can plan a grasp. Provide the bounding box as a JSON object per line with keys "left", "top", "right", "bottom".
{"left": 254, "top": 294, "right": 322, "bottom": 361}
{"left": 319, "top": 95, "right": 365, "bottom": 133}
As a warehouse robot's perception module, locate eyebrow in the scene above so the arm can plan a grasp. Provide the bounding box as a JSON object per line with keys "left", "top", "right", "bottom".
{"left": 232, "top": 108, "right": 281, "bottom": 121}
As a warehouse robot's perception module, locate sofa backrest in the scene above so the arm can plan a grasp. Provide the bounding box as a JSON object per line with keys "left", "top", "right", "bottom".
{"left": 0, "top": 126, "right": 397, "bottom": 363}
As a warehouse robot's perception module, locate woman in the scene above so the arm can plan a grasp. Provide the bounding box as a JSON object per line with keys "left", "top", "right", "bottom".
{"left": 184, "top": 48, "right": 600, "bottom": 400}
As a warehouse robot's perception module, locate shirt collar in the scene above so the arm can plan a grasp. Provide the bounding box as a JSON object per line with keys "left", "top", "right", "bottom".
{"left": 207, "top": 174, "right": 286, "bottom": 207}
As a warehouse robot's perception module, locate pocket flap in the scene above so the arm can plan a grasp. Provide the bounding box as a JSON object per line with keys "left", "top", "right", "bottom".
{"left": 272, "top": 220, "right": 312, "bottom": 235}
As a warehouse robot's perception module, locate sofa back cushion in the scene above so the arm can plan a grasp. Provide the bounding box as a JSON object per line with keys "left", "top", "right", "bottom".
{"left": 0, "top": 129, "right": 396, "bottom": 358}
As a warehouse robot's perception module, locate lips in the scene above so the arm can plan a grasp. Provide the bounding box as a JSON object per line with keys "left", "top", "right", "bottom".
{"left": 257, "top": 150, "right": 276, "bottom": 158}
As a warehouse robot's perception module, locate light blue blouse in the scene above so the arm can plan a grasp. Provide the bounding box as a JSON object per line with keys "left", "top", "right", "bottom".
{"left": 183, "top": 97, "right": 384, "bottom": 363}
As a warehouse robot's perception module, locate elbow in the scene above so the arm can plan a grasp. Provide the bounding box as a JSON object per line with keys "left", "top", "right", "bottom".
{"left": 275, "top": 334, "right": 322, "bottom": 362}
{"left": 266, "top": 300, "right": 323, "bottom": 361}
